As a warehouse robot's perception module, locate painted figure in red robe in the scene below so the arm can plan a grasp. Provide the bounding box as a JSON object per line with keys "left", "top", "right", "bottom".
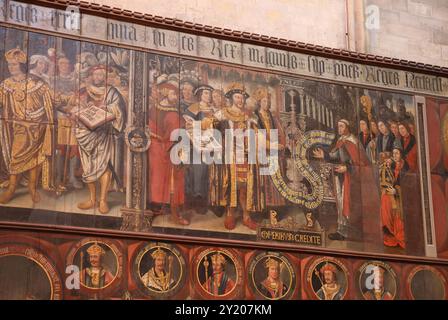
{"left": 379, "top": 147, "right": 407, "bottom": 249}
{"left": 148, "top": 79, "right": 189, "bottom": 225}
{"left": 312, "top": 119, "right": 372, "bottom": 241}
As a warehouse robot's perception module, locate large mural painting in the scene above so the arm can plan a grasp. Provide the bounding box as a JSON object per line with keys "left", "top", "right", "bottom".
{"left": 0, "top": 0, "right": 447, "bottom": 301}
{"left": 0, "top": 27, "right": 130, "bottom": 218}
{"left": 0, "top": 25, "right": 429, "bottom": 257}
{"left": 146, "top": 54, "right": 425, "bottom": 257}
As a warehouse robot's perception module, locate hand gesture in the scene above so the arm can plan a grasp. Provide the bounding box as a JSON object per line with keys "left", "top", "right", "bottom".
{"left": 293, "top": 132, "right": 302, "bottom": 141}
{"left": 335, "top": 165, "right": 347, "bottom": 173}
{"left": 312, "top": 147, "right": 324, "bottom": 159}
{"left": 386, "top": 158, "right": 393, "bottom": 167}
{"left": 185, "top": 120, "right": 193, "bottom": 131}
{"left": 200, "top": 139, "right": 209, "bottom": 148}
{"left": 386, "top": 186, "right": 396, "bottom": 195}
{"left": 68, "top": 95, "right": 80, "bottom": 107}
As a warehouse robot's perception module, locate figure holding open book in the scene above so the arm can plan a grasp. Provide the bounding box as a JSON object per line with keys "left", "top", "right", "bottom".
{"left": 68, "top": 64, "right": 127, "bottom": 214}
{"left": 184, "top": 84, "right": 215, "bottom": 214}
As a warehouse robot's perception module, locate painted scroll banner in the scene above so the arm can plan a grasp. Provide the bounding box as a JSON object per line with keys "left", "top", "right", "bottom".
{"left": 0, "top": 0, "right": 447, "bottom": 98}
{"left": 270, "top": 130, "right": 335, "bottom": 209}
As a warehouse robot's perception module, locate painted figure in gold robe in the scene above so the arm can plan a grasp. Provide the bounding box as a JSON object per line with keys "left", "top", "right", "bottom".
{"left": 253, "top": 87, "right": 286, "bottom": 207}
{"left": 54, "top": 55, "right": 83, "bottom": 190}
{"left": 0, "top": 48, "right": 55, "bottom": 204}
{"left": 141, "top": 248, "right": 175, "bottom": 292}
{"left": 205, "top": 89, "right": 227, "bottom": 217}
{"left": 210, "top": 83, "right": 265, "bottom": 231}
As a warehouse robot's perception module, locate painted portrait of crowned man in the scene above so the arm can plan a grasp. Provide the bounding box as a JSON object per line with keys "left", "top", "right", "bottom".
{"left": 141, "top": 248, "right": 176, "bottom": 292}
{"left": 316, "top": 263, "right": 344, "bottom": 300}
{"left": 72, "top": 64, "right": 127, "bottom": 214}
{"left": 257, "top": 257, "right": 289, "bottom": 299}
{"left": 81, "top": 243, "right": 114, "bottom": 289}
{"left": 0, "top": 48, "right": 55, "bottom": 204}
{"left": 202, "top": 252, "right": 235, "bottom": 296}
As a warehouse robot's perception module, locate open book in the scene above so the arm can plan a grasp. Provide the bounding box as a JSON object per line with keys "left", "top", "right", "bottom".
{"left": 74, "top": 104, "right": 116, "bottom": 130}
{"left": 183, "top": 114, "right": 222, "bottom": 153}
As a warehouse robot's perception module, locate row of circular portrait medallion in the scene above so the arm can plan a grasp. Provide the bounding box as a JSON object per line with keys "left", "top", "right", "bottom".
{"left": 0, "top": 233, "right": 447, "bottom": 300}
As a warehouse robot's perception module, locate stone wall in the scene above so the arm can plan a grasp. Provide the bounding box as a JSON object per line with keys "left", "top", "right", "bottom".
{"left": 89, "top": 0, "right": 448, "bottom": 68}
{"left": 89, "top": 0, "right": 349, "bottom": 51}
{"left": 365, "top": 0, "right": 448, "bottom": 67}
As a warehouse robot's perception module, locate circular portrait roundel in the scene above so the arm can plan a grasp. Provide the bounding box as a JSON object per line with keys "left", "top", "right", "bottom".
{"left": 358, "top": 261, "right": 397, "bottom": 300}
{"left": 307, "top": 256, "right": 349, "bottom": 300}
{"left": 125, "top": 126, "right": 151, "bottom": 153}
{"left": 68, "top": 239, "right": 122, "bottom": 291}
{"left": 194, "top": 248, "right": 243, "bottom": 299}
{"left": 0, "top": 244, "right": 63, "bottom": 300}
{"left": 248, "top": 251, "right": 296, "bottom": 300}
{"left": 408, "top": 265, "right": 446, "bottom": 300}
{"left": 133, "top": 242, "right": 186, "bottom": 298}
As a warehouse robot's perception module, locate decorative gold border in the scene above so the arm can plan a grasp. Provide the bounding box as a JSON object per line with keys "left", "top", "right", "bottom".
{"left": 0, "top": 244, "right": 62, "bottom": 300}
{"left": 407, "top": 265, "right": 447, "bottom": 300}
{"left": 66, "top": 238, "right": 122, "bottom": 291}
